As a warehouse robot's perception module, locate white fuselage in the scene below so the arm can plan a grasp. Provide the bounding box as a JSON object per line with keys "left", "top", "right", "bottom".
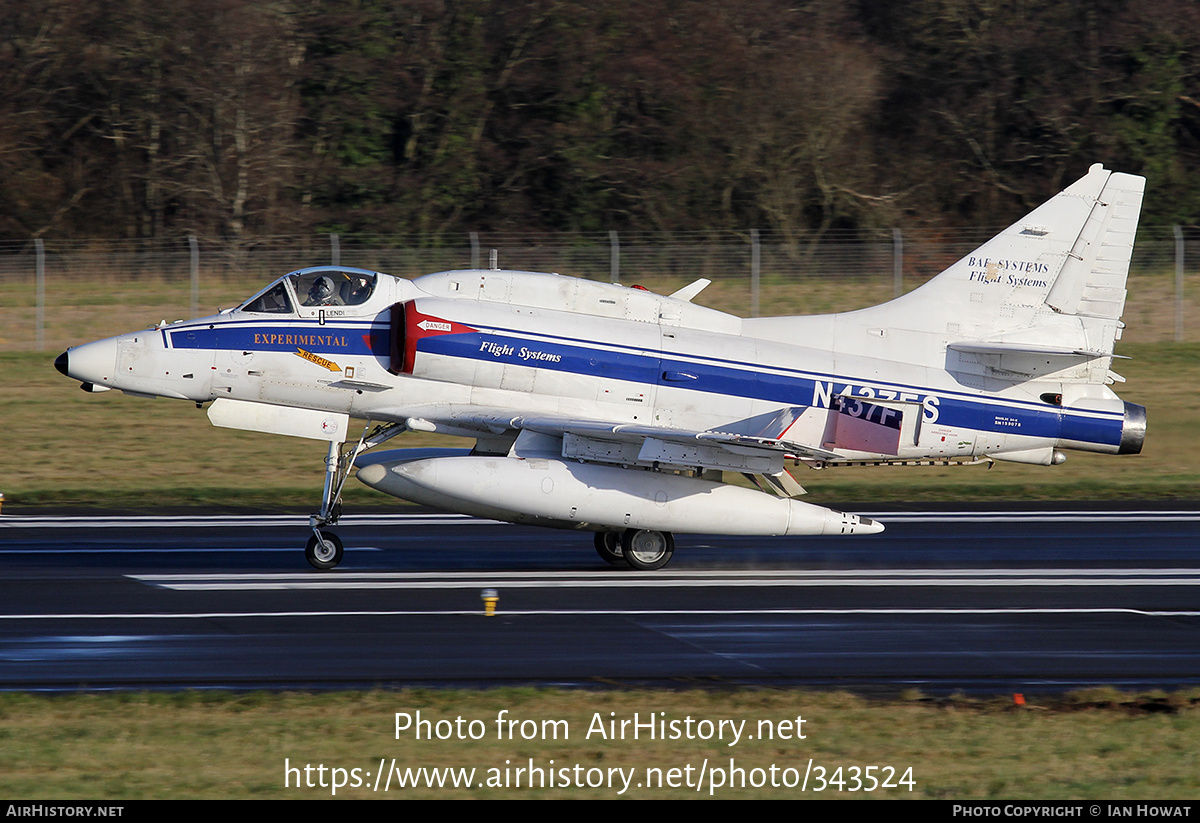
{"left": 62, "top": 265, "right": 1141, "bottom": 469}
{"left": 54, "top": 165, "right": 1150, "bottom": 560}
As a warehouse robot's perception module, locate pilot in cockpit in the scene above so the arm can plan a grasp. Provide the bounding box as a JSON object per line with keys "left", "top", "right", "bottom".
{"left": 343, "top": 275, "right": 373, "bottom": 305}
{"left": 303, "top": 275, "right": 339, "bottom": 306}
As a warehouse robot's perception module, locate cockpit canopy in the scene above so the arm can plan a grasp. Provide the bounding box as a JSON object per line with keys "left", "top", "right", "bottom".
{"left": 240, "top": 267, "right": 379, "bottom": 315}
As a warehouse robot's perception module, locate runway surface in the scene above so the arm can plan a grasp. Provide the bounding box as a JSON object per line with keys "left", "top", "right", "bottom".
{"left": 1, "top": 507, "right": 1198, "bottom": 692}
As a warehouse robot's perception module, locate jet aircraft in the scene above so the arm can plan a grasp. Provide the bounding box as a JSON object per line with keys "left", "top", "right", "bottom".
{"left": 56, "top": 164, "right": 1146, "bottom": 570}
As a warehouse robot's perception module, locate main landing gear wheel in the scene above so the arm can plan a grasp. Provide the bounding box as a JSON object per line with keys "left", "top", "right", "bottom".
{"left": 621, "top": 528, "right": 675, "bottom": 571}
{"left": 306, "top": 531, "right": 344, "bottom": 570}
{"left": 594, "top": 531, "right": 624, "bottom": 565}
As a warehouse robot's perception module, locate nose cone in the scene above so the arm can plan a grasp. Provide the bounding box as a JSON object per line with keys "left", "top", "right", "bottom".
{"left": 56, "top": 338, "right": 120, "bottom": 387}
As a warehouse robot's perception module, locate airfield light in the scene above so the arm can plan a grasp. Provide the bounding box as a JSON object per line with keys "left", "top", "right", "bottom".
{"left": 481, "top": 588, "right": 499, "bottom": 617}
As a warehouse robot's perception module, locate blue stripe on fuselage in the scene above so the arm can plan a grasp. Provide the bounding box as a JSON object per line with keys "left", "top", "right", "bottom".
{"left": 165, "top": 322, "right": 387, "bottom": 356}
{"left": 419, "top": 329, "right": 1125, "bottom": 448}
{"left": 448, "top": 332, "right": 660, "bottom": 384}
{"left": 163, "top": 318, "right": 1124, "bottom": 450}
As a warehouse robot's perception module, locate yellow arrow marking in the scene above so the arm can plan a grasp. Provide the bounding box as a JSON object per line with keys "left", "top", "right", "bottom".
{"left": 296, "top": 348, "right": 342, "bottom": 372}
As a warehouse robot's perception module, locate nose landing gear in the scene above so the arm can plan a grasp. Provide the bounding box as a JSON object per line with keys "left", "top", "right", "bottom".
{"left": 306, "top": 421, "right": 402, "bottom": 570}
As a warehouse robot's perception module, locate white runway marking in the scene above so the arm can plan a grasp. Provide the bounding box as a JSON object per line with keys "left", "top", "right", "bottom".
{"left": 0, "top": 513, "right": 501, "bottom": 528}
{"left": 2, "top": 510, "right": 1198, "bottom": 529}
{"left": 0, "top": 547, "right": 382, "bottom": 554}
{"left": 861, "top": 510, "right": 1200, "bottom": 523}
{"left": 2, "top": 607, "right": 1199, "bottom": 620}
{"left": 3, "top": 569, "right": 1199, "bottom": 621}
{"left": 126, "top": 569, "right": 1200, "bottom": 591}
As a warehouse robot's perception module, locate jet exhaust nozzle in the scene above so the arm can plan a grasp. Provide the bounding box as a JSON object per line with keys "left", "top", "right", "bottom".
{"left": 1118, "top": 402, "right": 1147, "bottom": 455}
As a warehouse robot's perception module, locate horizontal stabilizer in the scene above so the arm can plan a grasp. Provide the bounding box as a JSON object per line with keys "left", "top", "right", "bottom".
{"left": 947, "top": 341, "right": 1128, "bottom": 359}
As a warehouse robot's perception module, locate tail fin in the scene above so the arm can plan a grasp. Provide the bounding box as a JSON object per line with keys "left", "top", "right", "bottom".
{"left": 1044, "top": 166, "right": 1145, "bottom": 325}
{"left": 838, "top": 164, "right": 1145, "bottom": 386}
{"left": 744, "top": 164, "right": 1146, "bottom": 385}
{"left": 901, "top": 163, "right": 1144, "bottom": 342}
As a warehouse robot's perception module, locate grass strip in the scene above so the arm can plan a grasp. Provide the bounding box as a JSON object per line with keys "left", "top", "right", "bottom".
{"left": 1, "top": 688, "right": 1197, "bottom": 799}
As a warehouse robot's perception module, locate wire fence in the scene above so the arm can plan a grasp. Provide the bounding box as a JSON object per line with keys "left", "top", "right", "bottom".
{"left": 1, "top": 228, "right": 1196, "bottom": 352}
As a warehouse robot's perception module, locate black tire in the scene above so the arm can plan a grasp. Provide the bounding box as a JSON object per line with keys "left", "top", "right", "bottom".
{"left": 594, "top": 531, "right": 624, "bottom": 565}
{"left": 621, "top": 529, "right": 675, "bottom": 571}
{"left": 306, "top": 531, "right": 344, "bottom": 570}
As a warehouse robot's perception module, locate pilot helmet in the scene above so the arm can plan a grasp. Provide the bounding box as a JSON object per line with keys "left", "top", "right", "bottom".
{"left": 310, "top": 275, "right": 335, "bottom": 301}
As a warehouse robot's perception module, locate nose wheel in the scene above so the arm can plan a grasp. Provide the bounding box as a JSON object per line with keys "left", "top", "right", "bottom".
{"left": 306, "top": 530, "right": 344, "bottom": 570}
